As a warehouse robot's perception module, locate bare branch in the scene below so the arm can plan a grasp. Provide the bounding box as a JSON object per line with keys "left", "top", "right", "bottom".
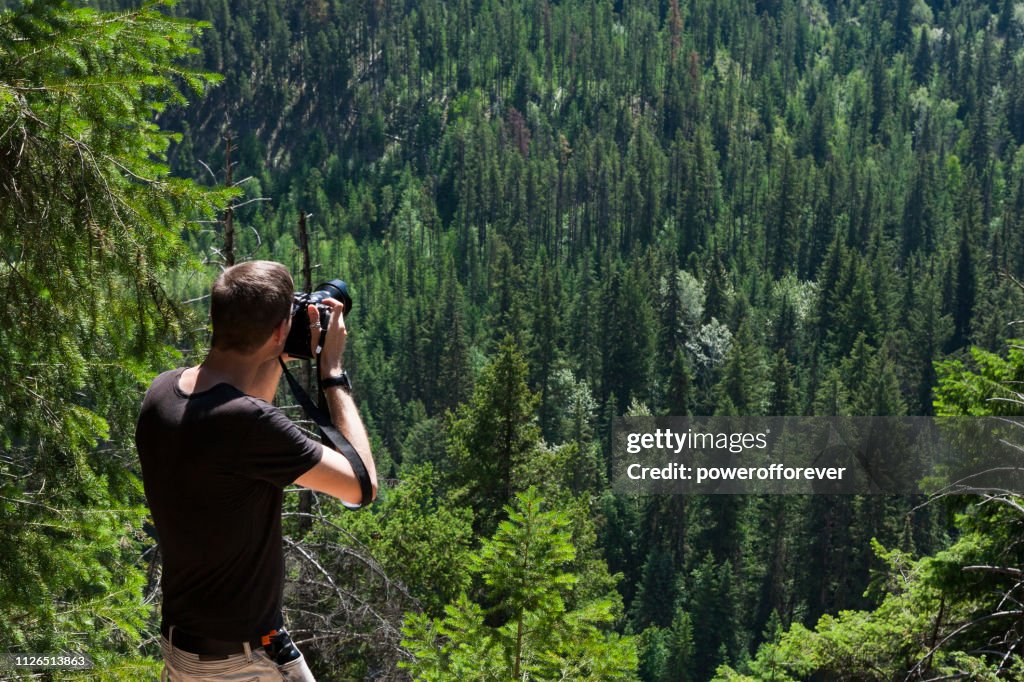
{"left": 905, "top": 610, "right": 1024, "bottom": 680}
{"left": 196, "top": 159, "right": 217, "bottom": 183}
{"left": 962, "top": 566, "right": 1024, "bottom": 579}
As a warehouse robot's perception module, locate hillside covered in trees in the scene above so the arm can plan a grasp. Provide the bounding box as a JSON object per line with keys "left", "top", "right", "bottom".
{"left": 2, "top": 0, "right": 1024, "bottom": 679}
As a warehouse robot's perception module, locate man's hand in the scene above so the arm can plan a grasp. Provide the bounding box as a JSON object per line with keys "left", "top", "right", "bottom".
{"left": 280, "top": 299, "right": 347, "bottom": 365}
{"left": 310, "top": 298, "right": 347, "bottom": 378}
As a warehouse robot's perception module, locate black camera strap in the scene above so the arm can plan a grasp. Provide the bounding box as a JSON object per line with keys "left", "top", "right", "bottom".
{"left": 278, "top": 358, "right": 373, "bottom": 508}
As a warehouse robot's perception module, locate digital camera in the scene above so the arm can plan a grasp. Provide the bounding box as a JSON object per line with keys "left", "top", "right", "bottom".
{"left": 284, "top": 279, "right": 352, "bottom": 359}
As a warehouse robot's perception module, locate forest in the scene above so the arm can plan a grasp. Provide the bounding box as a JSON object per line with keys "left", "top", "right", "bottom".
{"left": 2, "top": 0, "right": 1024, "bottom": 678}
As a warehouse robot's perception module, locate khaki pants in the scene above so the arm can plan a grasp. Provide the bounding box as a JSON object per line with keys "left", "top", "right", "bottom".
{"left": 160, "top": 627, "right": 316, "bottom": 681}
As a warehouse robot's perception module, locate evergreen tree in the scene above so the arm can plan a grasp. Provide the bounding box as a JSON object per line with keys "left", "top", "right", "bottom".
{"left": 630, "top": 546, "right": 679, "bottom": 630}
{"left": 434, "top": 268, "right": 473, "bottom": 412}
{"left": 0, "top": 0, "right": 221, "bottom": 670}
{"left": 401, "top": 489, "right": 638, "bottom": 680}
{"left": 893, "top": 0, "right": 913, "bottom": 50}
{"left": 601, "top": 265, "right": 657, "bottom": 412}
{"left": 446, "top": 336, "right": 541, "bottom": 534}
{"left": 912, "top": 29, "right": 932, "bottom": 85}
{"left": 852, "top": 338, "right": 908, "bottom": 416}
{"left": 833, "top": 257, "right": 882, "bottom": 355}
{"left": 714, "top": 320, "right": 767, "bottom": 415}
{"left": 664, "top": 607, "right": 696, "bottom": 682}
{"left": 682, "top": 552, "right": 740, "bottom": 680}
{"left": 906, "top": 269, "right": 953, "bottom": 414}
{"left": 666, "top": 348, "right": 694, "bottom": 416}
{"left": 869, "top": 47, "right": 890, "bottom": 138}
{"left": 768, "top": 349, "right": 799, "bottom": 415}
{"left": 703, "top": 255, "right": 729, "bottom": 325}
{"left": 951, "top": 221, "right": 977, "bottom": 351}
{"left": 530, "top": 257, "right": 564, "bottom": 439}
{"left": 812, "top": 365, "right": 849, "bottom": 416}
{"left": 769, "top": 147, "right": 801, "bottom": 278}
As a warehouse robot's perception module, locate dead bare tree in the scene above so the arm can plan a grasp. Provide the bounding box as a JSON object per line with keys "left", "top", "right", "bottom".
{"left": 222, "top": 133, "right": 235, "bottom": 266}
{"left": 186, "top": 131, "right": 270, "bottom": 276}
{"left": 297, "top": 210, "right": 316, "bottom": 534}
{"left": 282, "top": 500, "right": 418, "bottom": 680}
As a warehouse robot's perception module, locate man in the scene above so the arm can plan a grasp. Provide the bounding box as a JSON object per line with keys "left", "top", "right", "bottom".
{"left": 135, "top": 260, "right": 378, "bottom": 681}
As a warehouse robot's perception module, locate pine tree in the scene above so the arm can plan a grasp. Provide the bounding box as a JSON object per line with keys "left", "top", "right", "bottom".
{"left": 446, "top": 336, "right": 541, "bottom": 533}
{"left": 843, "top": 333, "right": 876, "bottom": 411}
{"left": 401, "top": 489, "right": 638, "bottom": 680}
{"left": 601, "top": 265, "right": 657, "bottom": 412}
{"left": 683, "top": 552, "right": 740, "bottom": 680}
{"left": 833, "top": 258, "right": 882, "bottom": 355}
{"left": 951, "top": 221, "right": 977, "bottom": 351}
{"left": 812, "top": 366, "right": 849, "bottom": 416}
{"left": 772, "top": 294, "right": 799, "bottom": 362}
{"left": 630, "top": 546, "right": 679, "bottom": 630}
{"left": 893, "top": 0, "right": 913, "bottom": 50}
{"left": 906, "top": 269, "right": 952, "bottom": 414}
{"left": 902, "top": 156, "right": 933, "bottom": 260}
{"left": 529, "top": 257, "right": 563, "bottom": 440}
{"left": 667, "top": 348, "right": 695, "bottom": 416}
{"left": 434, "top": 268, "right": 473, "bottom": 412}
{"left": 869, "top": 47, "right": 889, "bottom": 138}
{"left": 768, "top": 349, "right": 799, "bottom": 415}
{"left": 852, "top": 338, "right": 908, "bottom": 416}
{"left": 912, "top": 29, "right": 932, "bottom": 85}
{"left": 704, "top": 254, "right": 729, "bottom": 324}
{"left": 664, "top": 607, "right": 696, "bottom": 682}
{"left": 769, "top": 148, "right": 801, "bottom": 278}
{"left": 0, "top": 0, "right": 222, "bottom": 669}
{"left": 714, "top": 320, "right": 767, "bottom": 415}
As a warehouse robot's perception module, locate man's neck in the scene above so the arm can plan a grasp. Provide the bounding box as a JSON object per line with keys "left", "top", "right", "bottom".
{"left": 187, "top": 348, "right": 266, "bottom": 395}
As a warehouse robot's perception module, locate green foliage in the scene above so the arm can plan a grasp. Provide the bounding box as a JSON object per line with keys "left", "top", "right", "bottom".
{"left": 721, "top": 342, "right": 1024, "bottom": 678}
{"left": 0, "top": 0, "right": 222, "bottom": 669}
{"left": 401, "top": 488, "right": 638, "bottom": 681}
{"left": 717, "top": 514, "right": 1024, "bottom": 680}
{"left": 446, "top": 335, "right": 541, "bottom": 533}
{"left": 713, "top": 320, "right": 767, "bottom": 415}
{"left": 336, "top": 465, "right": 475, "bottom": 618}
{"left": 935, "top": 341, "right": 1024, "bottom": 416}
{"left": 15, "top": 0, "right": 1024, "bottom": 675}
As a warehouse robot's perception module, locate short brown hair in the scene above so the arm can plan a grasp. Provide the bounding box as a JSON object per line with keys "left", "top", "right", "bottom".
{"left": 210, "top": 261, "right": 294, "bottom": 353}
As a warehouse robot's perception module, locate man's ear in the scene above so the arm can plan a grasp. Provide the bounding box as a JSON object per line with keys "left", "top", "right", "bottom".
{"left": 273, "top": 316, "right": 290, "bottom": 344}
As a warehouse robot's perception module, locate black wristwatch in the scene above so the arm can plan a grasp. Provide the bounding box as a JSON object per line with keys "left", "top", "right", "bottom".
{"left": 321, "top": 371, "right": 352, "bottom": 393}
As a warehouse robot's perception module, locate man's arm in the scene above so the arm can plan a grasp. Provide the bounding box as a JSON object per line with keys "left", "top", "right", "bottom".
{"left": 294, "top": 388, "right": 378, "bottom": 504}
{"left": 293, "top": 298, "right": 378, "bottom": 504}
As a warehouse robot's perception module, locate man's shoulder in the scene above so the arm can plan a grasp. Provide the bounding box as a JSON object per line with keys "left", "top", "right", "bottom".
{"left": 141, "top": 368, "right": 250, "bottom": 416}
{"left": 141, "top": 368, "right": 184, "bottom": 405}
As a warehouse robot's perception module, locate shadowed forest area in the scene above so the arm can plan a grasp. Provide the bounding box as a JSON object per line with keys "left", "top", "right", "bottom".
{"left": 2, "top": 0, "right": 1024, "bottom": 678}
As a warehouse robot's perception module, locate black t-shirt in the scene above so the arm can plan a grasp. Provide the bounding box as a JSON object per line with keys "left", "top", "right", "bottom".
{"left": 135, "top": 368, "right": 322, "bottom": 641}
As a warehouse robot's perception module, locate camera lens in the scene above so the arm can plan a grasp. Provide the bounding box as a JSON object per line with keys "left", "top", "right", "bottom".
{"left": 311, "top": 280, "right": 352, "bottom": 313}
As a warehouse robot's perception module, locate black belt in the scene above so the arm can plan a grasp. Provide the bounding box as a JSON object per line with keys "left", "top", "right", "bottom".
{"left": 160, "top": 622, "right": 267, "bottom": 658}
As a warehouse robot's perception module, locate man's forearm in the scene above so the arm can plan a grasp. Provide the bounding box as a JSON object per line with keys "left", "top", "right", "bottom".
{"left": 322, "top": 386, "right": 377, "bottom": 495}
